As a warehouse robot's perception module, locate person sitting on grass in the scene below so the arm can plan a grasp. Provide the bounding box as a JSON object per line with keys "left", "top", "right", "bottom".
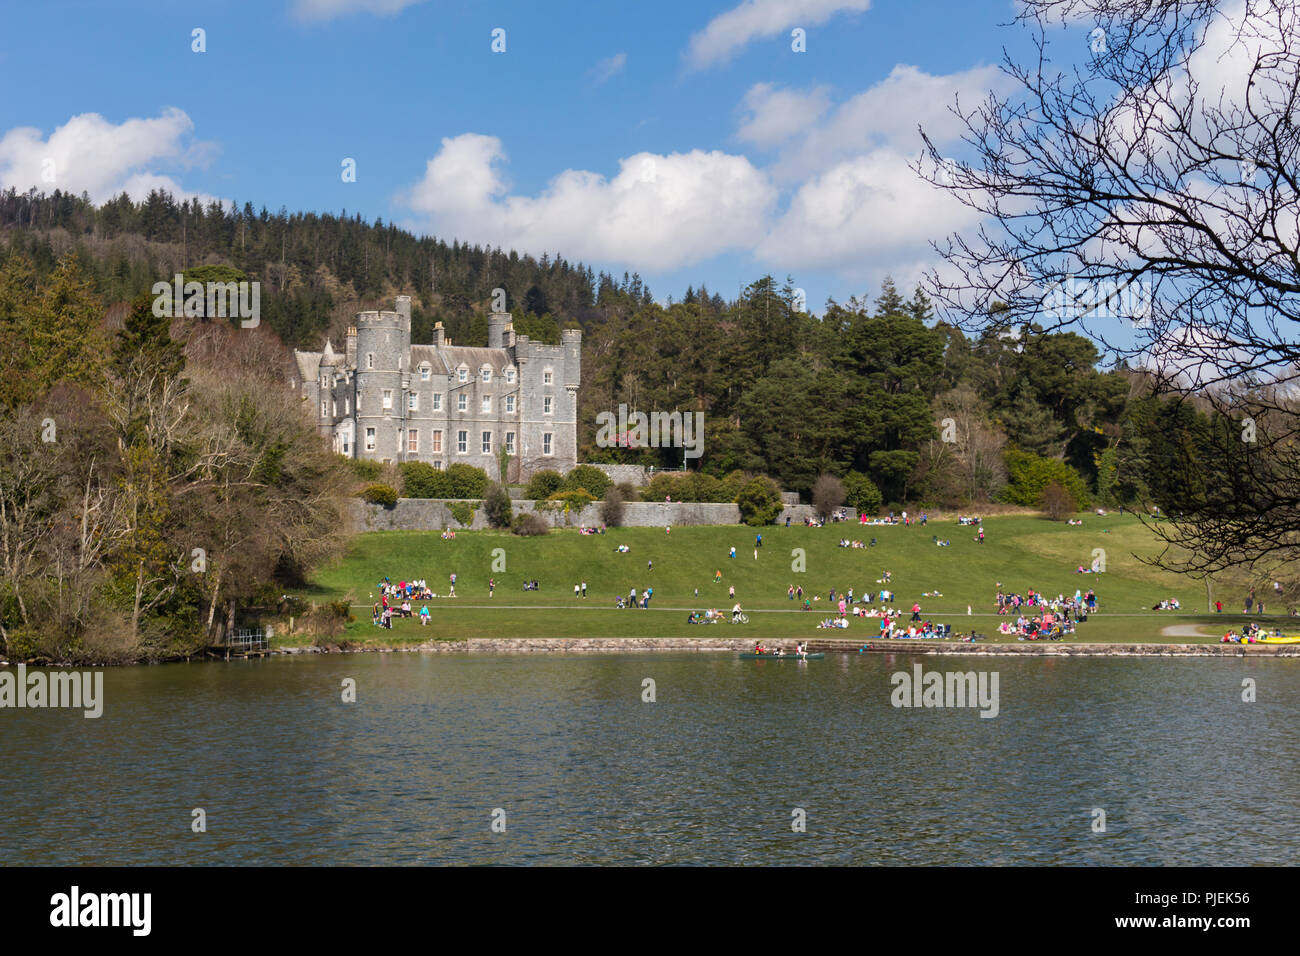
{"left": 419, "top": 605, "right": 430, "bottom": 625}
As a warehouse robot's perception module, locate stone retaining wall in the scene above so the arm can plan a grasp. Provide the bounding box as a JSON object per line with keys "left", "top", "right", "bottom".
{"left": 278, "top": 637, "right": 1300, "bottom": 657}
{"left": 350, "top": 498, "right": 815, "bottom": 530}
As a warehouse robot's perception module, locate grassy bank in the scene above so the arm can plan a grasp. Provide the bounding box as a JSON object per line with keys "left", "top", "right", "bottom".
{"left": 285, "top": 513, "right": 1282, "bottom": 646}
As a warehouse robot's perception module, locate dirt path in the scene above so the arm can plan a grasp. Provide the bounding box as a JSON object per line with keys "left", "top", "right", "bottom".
{"left": 1161, "top": 623, "right": 1210, "bottom": 638}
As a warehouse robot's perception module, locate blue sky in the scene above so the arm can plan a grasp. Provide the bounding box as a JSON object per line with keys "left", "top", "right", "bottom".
{"left": 0, "top": 0, "right": 1046, "bottom": 313}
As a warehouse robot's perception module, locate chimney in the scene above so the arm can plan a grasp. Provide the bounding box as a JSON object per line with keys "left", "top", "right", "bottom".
{"left": 434, "top": 321, "right": 445, "bottom": 347}
{"left": 395, "top": 294, "right": 411, "bottom": 330}
{"left": 505, "top": 322, "right": 515, "bottom": 348}
{"left": 488, "top": 312, "right": 509, "bottom": 349}
{"left": 346, "top": 326, "right": 357, "bottom": 367}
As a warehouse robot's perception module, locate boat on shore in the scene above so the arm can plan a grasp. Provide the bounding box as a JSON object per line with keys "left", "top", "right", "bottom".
{"left": 1258, "top": 635, "right": 1300, "bottom": 644}
{"left": 738, "top": 652, "right": 824, "bottom": 660}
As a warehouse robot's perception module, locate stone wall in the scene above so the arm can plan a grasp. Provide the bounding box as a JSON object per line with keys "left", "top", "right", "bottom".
{"left": 349, "top": 498, "right": 815, "bottom": 530}
{"left": 582, "top": 463, "right": 649, "bottom": 486}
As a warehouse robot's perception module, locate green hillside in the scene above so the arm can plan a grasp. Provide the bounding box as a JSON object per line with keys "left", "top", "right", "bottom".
{"left": 289, "top": 513, "right": 1270, "bottom": 646}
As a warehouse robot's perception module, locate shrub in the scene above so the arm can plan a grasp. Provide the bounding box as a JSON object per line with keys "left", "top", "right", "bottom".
{"left": 547, "top": 488, "right": 595, "bottom": 509}
{"left": 563, "top": 464, "right": 613, "bottom": 500}
{"left": 811, "top": 473, "right": 847, "bottom": 517}
{"left": 736, "top": 476, "right": 782, "bottom": 526}
{"left": 1039, "top": 480, "right": 1078, "bottom": 520}
{"left": 483, "top": 482, "right": 513, "bottom": 528}
{"left": 362, "top": 483, "right": 398, "bottom": 507}
{"left": 447, "top": 501, "right": 477, "bottom": 527}
{"left": 525, "top": 469, "right": 564, "bottom": 500}
{"left": 600, "top": 486, "right": 626, "bottom": 526}
{"left": 1000, "top": 449, "right": 1090, "bottom": 508}
{"left": 349, "top": 459, "right": 384, "bottom": 481}
{"left": 400, "top": 461, "right": 451, "bottom": 498}
{"left": 616, "top": 481, "right": 639, "bottom": 501}
{"left": 843, "top": 471, "right": 883, "bottom": 516}
{"left": 445, "top": 463, "right": 488, "bottom": 499}
{"left": 512, "top": 512, "right": 550, "bottom": 536}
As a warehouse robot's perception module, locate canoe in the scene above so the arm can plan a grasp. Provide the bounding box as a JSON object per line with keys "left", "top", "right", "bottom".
{"left": 738, "top": 652, "right": 824, "bottom": 660}
{"left": 1258, "top": 636, "right": 1300, "bottom": 644}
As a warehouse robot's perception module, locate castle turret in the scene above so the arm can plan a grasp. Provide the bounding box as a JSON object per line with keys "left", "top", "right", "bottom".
{"left": 561, "top": 327, "right": 582, "bottom": 387}
{"left": 488, "top": 312, "right": 510, "bottom": 349}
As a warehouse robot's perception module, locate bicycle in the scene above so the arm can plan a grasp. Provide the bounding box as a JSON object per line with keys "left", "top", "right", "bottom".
{"left": 730, "top": 613, "right": 749, "bottom": 624}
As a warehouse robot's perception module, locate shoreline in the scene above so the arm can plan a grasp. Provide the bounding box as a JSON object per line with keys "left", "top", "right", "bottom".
{"left": 264, "top": 635, "right": 1300, "bottom": 658}
{"left": 8, "top": 635, "right": 1298, "bottom": 667}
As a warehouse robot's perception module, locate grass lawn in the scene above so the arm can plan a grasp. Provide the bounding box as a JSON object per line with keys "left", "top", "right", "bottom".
{"left": 287, "top": 513, "right": 1282, "bottom": 646}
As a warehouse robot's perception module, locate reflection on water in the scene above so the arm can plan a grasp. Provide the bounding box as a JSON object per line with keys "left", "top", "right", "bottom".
{"left": 2, "top": 652, "right": 1297, "bottom": 864}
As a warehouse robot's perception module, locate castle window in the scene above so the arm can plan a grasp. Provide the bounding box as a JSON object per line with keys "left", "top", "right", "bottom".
{"left": 321, "top": 400, "right": 328, "bottom": 417}
{"left": 365, "top": 427, "right": 376, "bottom": 451}
{"left": 367, "top": 353, "right": 375, "bottom": 369}
{"left": 420, "top": 364, "right": 431, "bottom": 381}
{"left": 408, "top": 429, "right": 419, "bottom": 453}
{"left": 481, "top": 431, "right": 492, "bottom": 454}
{"left": 505, "top": 367, "right": 516, "bottom": 384}
{"left": 432, "top": 393, "right": 442, "bottom": 410}
{"left": 382, "top": 389, "right": 393, "bottom": 410}
{"left": 505, "top": 431, "right": 515, "bottom": 455}
{"left": 431, "top": 430, "right": 442, "bottom": 453}
{"left": 458, "top": 366, "right": 468, "bottom": 383}
{"left": 481, "top": 396, "right": 492, "bottom": 413}
{"left": 505, "top": 395, "right": 515, "bottom": 414}
{"left": 543, "top": 369, "right": 553, "bottom": 385}
{"left": 543, "top": 432, "right": 553, "bottom": 456}
{"left": 457, "top": 394, "right": 467, "bottom": 412}
{"left": 543, "top": 396, "right": 553, "bottom": 415}
{"left": 432, "top": 460, "right": 443, "bottom": 470}
{"left": 457, "top": 430, "right": 468, "bottom": 454}
{"left": 480, "top": 367, "right": 492, "bottom": 384}
{"left": 408, "top": 392, "right": 418, "bottom": 412}
{"left": 345, "top": 397, "right": 350, "bottom": 415}
{"left": 332, "top": 400, "right": 337, "bottom": 417}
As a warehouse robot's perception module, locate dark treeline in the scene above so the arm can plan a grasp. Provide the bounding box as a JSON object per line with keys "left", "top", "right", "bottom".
{"left": 4, "top": 187, "right": 1157, "bottom": 510}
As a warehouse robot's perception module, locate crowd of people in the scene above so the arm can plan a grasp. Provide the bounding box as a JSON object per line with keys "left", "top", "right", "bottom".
{"left": 997, "top": 587, "right": 1096, "bottom": 617}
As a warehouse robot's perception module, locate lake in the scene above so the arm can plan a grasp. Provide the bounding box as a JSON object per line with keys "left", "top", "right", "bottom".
{"left": 3, "top": 652, "right": 1297, "bottom": 865}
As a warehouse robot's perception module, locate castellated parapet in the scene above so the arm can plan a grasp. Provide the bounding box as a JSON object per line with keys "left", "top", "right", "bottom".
{"left": 292, "top": 296, "right": 581, "bottom": 480}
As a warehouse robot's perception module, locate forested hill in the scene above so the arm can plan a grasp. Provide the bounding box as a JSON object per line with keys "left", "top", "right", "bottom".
{"left": 0, "top": 186, "right": 679, "bottom": 349}
{"left": 2, "top": 186, "right": 1154, "bottom": 508}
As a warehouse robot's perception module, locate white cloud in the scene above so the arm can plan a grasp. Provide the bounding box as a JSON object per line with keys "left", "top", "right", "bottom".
{"left": 0, "top": 109, "right": 219, "bottom": 204}
{"left": 765, "top": 64, "right": 1010, "bottom": 180}
{"left": 736, "top": 83, "right": 832, "bottom": 148}
{"left": 685, "top": 0, "right": 871, "bottom": 70}
{"left": 757, "top": 149, "right": 984, "bottom": 274}
{"left": 403, "top": 134, "right": 777, "bottom": 271}
{"left": 589, "top": 52, "right": 628, "bottom": 85}
{"left": 291, "top": 0, "right": 427, "bottom": 22}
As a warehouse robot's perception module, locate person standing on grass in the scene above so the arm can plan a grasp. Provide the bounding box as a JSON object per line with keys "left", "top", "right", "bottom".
{"left": 729, "top": 585, "right": 736, "bottom": 600}
{"left": 489, "top": 578, "right": 495, "bottom": 599}
{"left": 581, "top": 581, "right": 587, "bottom": 598}
{"left": 648, "top": 559, "right": 653, "bottom": 572}
{"left": 575, "top": 583, "right": 581, "bottom": 599}
{"left": 978, "top": 528, "right": 985, "bottom": 544}
{"left": 788, "top": 585, "right": 794, "bottom": 600}
{"left": 730, "top": 546, "right": 736, "bottom": 559}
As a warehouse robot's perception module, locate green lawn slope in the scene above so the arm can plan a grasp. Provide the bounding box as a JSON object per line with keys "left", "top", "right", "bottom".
{"left": 289, "top": 513, "right": 1275, "bottom": 646}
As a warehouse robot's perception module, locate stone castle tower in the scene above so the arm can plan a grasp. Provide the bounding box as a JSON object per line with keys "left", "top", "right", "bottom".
{"left": 293, "top": 295, "right": 581, "bottom": 480}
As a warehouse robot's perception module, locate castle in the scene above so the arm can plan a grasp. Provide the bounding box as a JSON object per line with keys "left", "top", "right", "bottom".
{"left": 292, "top": 295, "right": 581, "bottom": 479}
